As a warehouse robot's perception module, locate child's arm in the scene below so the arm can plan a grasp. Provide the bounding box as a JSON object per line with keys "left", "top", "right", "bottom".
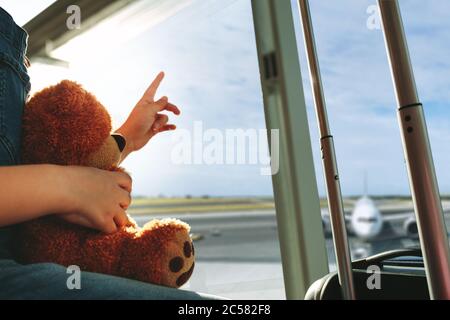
{"left": 116, "top": 72, "right": 180, "bottom": 161}
{"left": 0, "top": 164, "right": 131, "bottom": 233}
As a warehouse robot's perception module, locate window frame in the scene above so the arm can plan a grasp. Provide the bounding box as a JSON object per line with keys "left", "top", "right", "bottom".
{"left": 251, "top": 0, "right": 329, "bottom": 299}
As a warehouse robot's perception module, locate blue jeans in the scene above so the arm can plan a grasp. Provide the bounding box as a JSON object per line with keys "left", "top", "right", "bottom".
{"left": 0, "top": 7, "right": 218, "bottom": 300}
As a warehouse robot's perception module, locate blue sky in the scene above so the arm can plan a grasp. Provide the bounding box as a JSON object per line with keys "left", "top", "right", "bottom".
{"left": 297, "top": 0, "right": 450, "bottom": 197}
{"left": 3, "top": 0, "right": 450, "bottom": 197}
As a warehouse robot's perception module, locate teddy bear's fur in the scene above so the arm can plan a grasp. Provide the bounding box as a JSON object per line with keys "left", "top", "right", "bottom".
{"left": 13, "top": 80, "right": 195, "bottom": 288}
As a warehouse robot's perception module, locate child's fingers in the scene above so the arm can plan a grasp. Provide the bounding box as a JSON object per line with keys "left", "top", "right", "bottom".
{"left": 114, "top": 210, "right": 130, "bottom": 227}
{"left": 152, "top": 98, "right": 180, "bottom": 115}
{"left": 114, "top": 171, "right": 132, "bottom": 193}
{"left": 165, "top": 103, "right": 181, "bottom": 115}
{"left": 141, "top": 72, "right": 165, "bottom": 103}
{"left": 158, "top": 124, "right": 177, "bottom": 132}
{"left": 154, "top": 96, "right": 169, "bottom": 110}
{"left": 101, "top": 218, "right": 118, "bottom": 234}
{"left": 92, "top": 212, "right": 118, "bottom": 234}
{"left": 118, "top": 188, "right": 132, "bottom": 210}
{"left": 62, "top": 213, "right": 93, "bottom": 230}
{"left": 151, "top": 114, "right": 169, "bottom": 132}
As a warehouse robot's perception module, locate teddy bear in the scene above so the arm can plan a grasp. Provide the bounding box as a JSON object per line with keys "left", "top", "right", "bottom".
{"left": 13, "top": 80, "right": 195, "bottom": 288}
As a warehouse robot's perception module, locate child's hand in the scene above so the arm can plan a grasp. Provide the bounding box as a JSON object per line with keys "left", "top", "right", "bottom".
{"left": 116, "top": 72, "right": 180, "bottom": 160}
{"left": 59, "top": 166, "right": 132, "bottom": 234}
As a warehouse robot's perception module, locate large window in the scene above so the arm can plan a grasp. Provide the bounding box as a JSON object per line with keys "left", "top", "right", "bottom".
{"left": 26, "top": 0, "right": 284, "bottom": 299}
{"left": 293, "top": 0, "right": 450, "bottom": 270}
{"left": 1, "top": 0, "right": 56, "bottom": 25}
{"left": 14, "top": 0, "right": 450, "bottom": 298}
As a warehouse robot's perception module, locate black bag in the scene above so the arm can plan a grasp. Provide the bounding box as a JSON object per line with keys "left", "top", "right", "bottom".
{"left": 305, "top": 248, "right": 429, "bottom": 300}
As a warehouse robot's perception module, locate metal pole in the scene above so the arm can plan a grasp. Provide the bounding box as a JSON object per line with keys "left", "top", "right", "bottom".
{"left": 379, "top": 0, "right": 450, "bottom": 299}
{"left": 297, "top": 0, "right": 356, "bottom": 300}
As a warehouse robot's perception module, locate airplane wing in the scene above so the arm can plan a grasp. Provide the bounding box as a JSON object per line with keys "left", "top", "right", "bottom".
{"left": 321, "top": 208, "right": 352, "bottom": 221}
{"left": 322, "top": 198, "right": 450, "bottom": 239}
{"left": 381, "top": 206, "right": 450, "bottom": 223}
{"left": 382, "top": 212, "right": 414, "bottom": 222}
{"left": 323, "top": 206, "right": 450, "bottom": 219}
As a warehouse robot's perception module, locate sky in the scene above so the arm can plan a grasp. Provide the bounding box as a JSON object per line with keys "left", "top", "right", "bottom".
{"left": 2, "top": 0, "right": 450, "bottom": 198}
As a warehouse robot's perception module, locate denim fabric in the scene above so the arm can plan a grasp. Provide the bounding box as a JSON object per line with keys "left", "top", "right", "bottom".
{"left": 0, "top": 7, "right": 30, "bottom": 166}
{"left": 0, "top": 260, "right": 221, "bottom": 300}
{"left": 0, "top": 7, "right": 220, "bottom": 300}
{"left": 0, "top": 7, "right": 30, "bottom": 260}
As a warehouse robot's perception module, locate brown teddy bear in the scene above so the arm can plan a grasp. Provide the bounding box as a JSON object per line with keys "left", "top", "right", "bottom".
{"left": 13, "top": 80, "right": 195, "bottom": 288}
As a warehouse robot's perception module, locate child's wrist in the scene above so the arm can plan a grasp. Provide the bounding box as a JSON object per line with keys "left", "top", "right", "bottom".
{"left": 115, "top": 127, "right": 134, "bottom": 158}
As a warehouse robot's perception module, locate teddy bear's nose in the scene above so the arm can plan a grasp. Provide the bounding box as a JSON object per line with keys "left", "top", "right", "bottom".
{"left": 112, "top": 134, "right": 126, "bottom": 152}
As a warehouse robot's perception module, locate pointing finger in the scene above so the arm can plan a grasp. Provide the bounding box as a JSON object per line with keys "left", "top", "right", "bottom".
{"left": 141, "top": 72, "right": 165, "bottom": 103}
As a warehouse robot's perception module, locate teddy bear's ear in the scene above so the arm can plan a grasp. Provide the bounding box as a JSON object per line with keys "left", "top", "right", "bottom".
{"left": 21, "top": 80, "right": 112, "bottom": 166}
{"left": 85, "top": 134, "right": 125, "bottom": 170}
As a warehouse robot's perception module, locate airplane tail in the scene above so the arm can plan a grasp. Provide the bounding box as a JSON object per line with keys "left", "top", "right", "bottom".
{"left": 363, "top": 170, "right": 368, "bottom": 197}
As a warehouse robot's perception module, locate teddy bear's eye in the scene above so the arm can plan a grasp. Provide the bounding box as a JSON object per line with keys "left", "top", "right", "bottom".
{"left": 112, "top": 134, "right": 126, "bottom": 152}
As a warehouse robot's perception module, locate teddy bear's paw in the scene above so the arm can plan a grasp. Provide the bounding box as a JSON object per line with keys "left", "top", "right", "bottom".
{"left": 168, "top": 238, "right": 195, "bottom": 287}
{"left": 160, "top": 226, "right": 195, "bottom": 288}
{"left": 123, "top": 219, "right": 195, "bottom": 288}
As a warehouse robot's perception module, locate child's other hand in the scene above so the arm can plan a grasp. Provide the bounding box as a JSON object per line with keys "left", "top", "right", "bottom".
{"left": 116, "top": 72, "right": 180, "bottom": 160}
{"left": 59, "top": 166, "right": 132, "bottom": 234}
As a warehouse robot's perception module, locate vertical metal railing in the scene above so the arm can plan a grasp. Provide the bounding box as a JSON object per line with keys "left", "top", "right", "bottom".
{"left": 379, "top": 0, "right": 450, "bottom": 299}
{"left": 297, "top": 0, "right": 356, "bottom": 300}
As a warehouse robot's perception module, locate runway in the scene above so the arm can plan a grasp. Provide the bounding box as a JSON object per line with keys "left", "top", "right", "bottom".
{"left": 134, "top": 211, "right": 284, "bottom": 299}
{"left": 132, "top": 209, "right": 450, "bottom": 299}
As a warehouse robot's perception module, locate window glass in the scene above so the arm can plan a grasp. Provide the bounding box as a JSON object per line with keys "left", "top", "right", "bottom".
{"left": 292, "top": 0, "right": 450, "bottom": 270}
{"left": 2, "top": 0, "right": 56, "bottom": 25}
{"left": 27, "top": 0, "right": 285, "bottom": 299}
{"left": 20, "top": 0, "right": 450, "bottom": 297}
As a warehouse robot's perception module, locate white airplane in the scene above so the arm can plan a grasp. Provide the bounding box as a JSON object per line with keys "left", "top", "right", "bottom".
{"left": 321, "top": 196, "right": 419, "bottom": 241}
